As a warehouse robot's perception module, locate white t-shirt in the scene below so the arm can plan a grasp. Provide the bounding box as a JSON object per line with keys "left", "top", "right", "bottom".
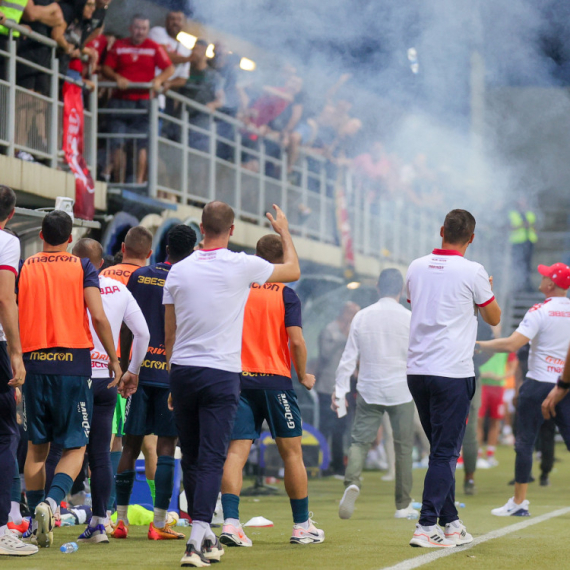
{"left": 90, "top": 276, "right": 150, "bottom": 378}
{"left": 335, "top": 297, "right": 413, "bottom": 406}
{"left": 406, "top": 249, "right": 494, "bottom": 378}
{"left": 163, "top": 248, "right": 274, "bottom": 373}
{"left": 516, "top": 296, "right": 570, "bottom": 384}
{"left": 0, "top": 230, "right": 20, "bottom": 343}
{"left": 148, "top": 26, "right": 190, "bottom": 80}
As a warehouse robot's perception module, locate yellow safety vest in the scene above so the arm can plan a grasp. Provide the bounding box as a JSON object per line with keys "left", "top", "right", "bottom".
{"left": 509, "top": 210, "right": 537, "bottom": 244}
{"left": 0, "top": 0, "right": 27, "bottom": 37}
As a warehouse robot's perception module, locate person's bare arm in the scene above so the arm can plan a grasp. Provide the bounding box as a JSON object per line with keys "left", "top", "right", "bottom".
{"left": 0, "top": 271, "right": 25, "bottom": 387}
{"left": 542, "top": 342, "right": 570, "bottom": 419}
{"left": 478, "top": 331, "right": 529, "bottom": 354}
{"left": 84, "top": 287, "right": 122, "bottom": 385}
{"left": 287, "top": 326, "right": 314, "bottom": 390}
{"left": 266, "top": 205, "right": 301, "bottom": 283}
{"left": 164, "top": 304, "right": 176, "bottom": 369}
{"left": 206, "top": 89, "right": 225, "bottom": 112}
{"left": 164, "top": 77, "right": 187, "bottom": 91}
{"left": 166, "top": 51, "right": 191, "bottom": 65}
{"left": 102, "top": 65, "right": 129, "bottom": 90}
{"left": 479, "top": 299, "right": 502, "bottom": 326}
{"left": 284, "top": 103, "right": 303, "bottom": 134}
{"left": 152, "top": 65, "right": 175, "bottom": 91}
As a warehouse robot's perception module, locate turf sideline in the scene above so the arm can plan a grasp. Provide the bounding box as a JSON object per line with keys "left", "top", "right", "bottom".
{"left": 381, "top": 507, "right": 570, "bottom": 570}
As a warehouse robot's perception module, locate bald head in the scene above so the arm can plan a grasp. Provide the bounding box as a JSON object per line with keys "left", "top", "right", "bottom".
{"left": 73, "top": 238, "right": 103, "bottom": 268}
{"left": 201, "top": 201, "right": 235, "bottom": 237}
{"left": 123, "top": 226, "right": 153, "bottom": 260}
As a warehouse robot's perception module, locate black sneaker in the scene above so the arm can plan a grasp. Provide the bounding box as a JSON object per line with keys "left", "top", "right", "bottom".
{"left": 464, "top": 479, "right": 476, "bottom": 495}
{"left": 202, "top": 537, "right": 224, "bottom": 562}
{"left": 180, "top": 544, "right": 210, "bottom": 567}
{"left": 540, "top": 474, "right": 550, "bottom": 487}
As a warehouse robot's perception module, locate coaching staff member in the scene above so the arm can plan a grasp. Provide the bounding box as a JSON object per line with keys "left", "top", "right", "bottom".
{"left": 164, "top": 201, "right": 300, "bottom": 567}
{"left": 406, "top": 209, "right": 501, "bottom": 548}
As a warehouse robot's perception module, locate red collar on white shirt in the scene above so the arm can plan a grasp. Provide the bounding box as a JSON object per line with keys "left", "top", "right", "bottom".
{"left": 432, "top": 249, "right": 463, "bottom": 257}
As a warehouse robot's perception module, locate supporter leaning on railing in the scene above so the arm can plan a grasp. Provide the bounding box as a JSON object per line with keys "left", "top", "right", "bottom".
{"left": 101, "top": 13, "right": 174, "bottom": 185}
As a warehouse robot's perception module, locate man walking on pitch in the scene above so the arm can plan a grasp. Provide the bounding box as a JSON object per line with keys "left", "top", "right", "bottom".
{"left": 19, "top": 211, "right": 122, "bottom": 548}
{"left": 0, "top": 185, "right": 37, "bottom": 556}
{"left": 71, "top": 238, "right": 150, "bottom": 544}
{"left": 406, "top": 209, "right": 501, "bottom": 548}
{"left": 114, "top": 225, "right": 196, "bottom": 541}
{"left": 220, "top": 234, "right": 324, "bottom": 548}
{"left": 334, "top": 268, "right": 417, "bottom": 521}
{"left": 164, "top": 201, "right": 301, "bottom": 567}
{"left": 478, "top": 263, "right": 570, "bottom": 517}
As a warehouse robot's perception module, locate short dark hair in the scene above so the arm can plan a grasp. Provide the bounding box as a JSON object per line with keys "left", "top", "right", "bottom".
{"left": 167, "top": 224, "right": 197, "bottom": 262}
{"left": 42, "top": 210, "right": 73, "bottom": 246}
{"left": 131, "top": 13, "right": 149, "bottom": 24}
{"left": 0, "top": 185, "right": 16, "bottom": 222}
{"left": 378, "top": 268, "right": 403, "bottom": 298}
{"left": 195, "top": 38, "right": 208, "bottom": 47}
{"left": 72, "top": 238, "right": 103, "bottom": 267}
{"left": 256, "top": 234, "right": 283, "bottom": 263}
{"left": 443, "top": 209, "right": 476, "bottom": 245}
{"left": 201, "top": 201, "right": 234, "bottom": 236}
{"left": 124, "top": 226, "right": 153, "bottom": 259}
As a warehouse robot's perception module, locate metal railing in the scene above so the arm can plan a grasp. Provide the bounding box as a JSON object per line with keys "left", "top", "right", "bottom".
{"left": 0, "top": 20, "right": 96, "bottom": 173}
{"left": 97, "top": 83, "right": 449, "bottom": 265}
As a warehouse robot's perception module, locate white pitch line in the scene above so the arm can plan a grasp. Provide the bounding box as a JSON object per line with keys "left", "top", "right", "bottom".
{"left": 381, "top": 507, "right": 570, "bottom": 570}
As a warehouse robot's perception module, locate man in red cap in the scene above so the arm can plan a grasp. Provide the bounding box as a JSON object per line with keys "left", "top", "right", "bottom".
{"left": 478, "top": 263, "right": 570, "bottom": 517}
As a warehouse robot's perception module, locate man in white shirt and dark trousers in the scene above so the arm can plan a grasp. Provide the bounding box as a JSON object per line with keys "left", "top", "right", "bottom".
{"left": 406, "top": 209, "right": 501, "bottom": 548}
{"left": 334, "top": 269, "right": 418, "bottom": 521}
{"left": 478, "top": 262, "right": 570, "bottom": 517}
{"left": 163, "top": 201, "right": 301, "bottom": 568}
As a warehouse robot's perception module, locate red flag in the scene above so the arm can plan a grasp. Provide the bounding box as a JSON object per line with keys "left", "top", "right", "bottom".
{"left": 334, "top": 171, "right": 356, "bottom": 279}
{"left": 62, "top": 82, "right": 95, "bottom": 220}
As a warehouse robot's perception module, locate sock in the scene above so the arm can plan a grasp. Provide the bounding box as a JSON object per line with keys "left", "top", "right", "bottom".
{"left": 46, "top": 497, "right": 58, "bottom": 514}
{"left": 0, "top": 525, "right": 6, "bottom": 537}
{"left": 46, "top": 473, "right": 74, "bottom": 510}
{"left": 221, "top": 493, "right": 240, "bottom": 521}
{"left": 116, "top": 505, "right": 129, "bottom": 525}
{"left": 147, "top": 479, "right": 156, "bottom": 503}
{"left": 153, "top": 507, "right": 167, "bottom": 528}
{"left": 11, "top": 462, "right": 21, "bottom": 503}
{"left": 27, "top": 490, "right": 45, "bottom": 517}
{"left": 487, "top": 446, "right": 496, "bottom": 457}
{"left": 115, "top": 470, "right": 135, "bottom": 514}
{"left": 224, "top": 517, "right": 240, "bottom": 527}
{"left": 9, "top": 501, "right": 22, "bottom": 525}
{"left": 91, "top": 516, "right": 106, "bottom": 527}
{"left": 205, "top": 525, "right": 216, "bottom": 541}
{"left": 154, "top": 456, "right": 175, "bottom": 510}
{"left": 503, "top": 425, "right": 513, "bottom": 436}
{"left": 107, "top": 451, "right": 121, "bottom": 512}
{"left": 188, "top": 520, "right": 210, "bottom": 550}
{"left": 290, "top": 497, "right": 309, "bottom": 525}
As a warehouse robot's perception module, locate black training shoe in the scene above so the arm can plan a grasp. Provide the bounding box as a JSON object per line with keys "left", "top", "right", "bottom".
{"left": 540, "top": 475, "right": 550, "bottom": 487}
{"left": 464, "top": 479, "right": 476, "bottom": 495}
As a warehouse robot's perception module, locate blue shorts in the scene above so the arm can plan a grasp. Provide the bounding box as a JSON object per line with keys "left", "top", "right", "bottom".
{"left": 22, "top": 374, "right": 92, "bottom": 448}
{"left": 124, "top": 384, "right": 177, "bottom": 438}
{"left": 232, "top": 388, "right": 303, "bottom": 440}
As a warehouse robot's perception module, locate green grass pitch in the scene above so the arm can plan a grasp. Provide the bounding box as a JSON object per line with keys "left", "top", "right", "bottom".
{"left": 10, "top": 445, "right": 570, "bottom": 569}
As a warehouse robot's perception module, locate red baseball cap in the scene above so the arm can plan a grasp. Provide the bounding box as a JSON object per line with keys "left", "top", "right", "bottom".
{"left": 537, "top": 263, "right": 570, "bottom": 290}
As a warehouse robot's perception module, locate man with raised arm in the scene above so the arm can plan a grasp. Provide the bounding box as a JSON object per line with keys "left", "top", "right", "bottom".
{"left": 164, "top": 201, "right": 300, "bottom": 567}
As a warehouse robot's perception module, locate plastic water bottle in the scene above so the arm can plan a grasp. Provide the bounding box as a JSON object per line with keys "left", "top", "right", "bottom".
{"left": 176, "top": 519, "right": 191, "bottom": 527}
{"left": 412, "top": 502, "right": 422, "bottom": 510}
{"left": 406, "top": 511, "right": 419, "bottom": 520}
{"left": 60, "top": 542, "right": 78, "bottom": 554}
{"left": 455, "top": 501, "right": 466, "bottom": 508}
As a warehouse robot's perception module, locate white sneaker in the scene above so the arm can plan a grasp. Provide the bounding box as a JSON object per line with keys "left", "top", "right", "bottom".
{"left": 444, "top": 520, "right": 473, "bottom": 545}
{"left": 410, "top": 524, "right": 456, "bottom": 548}
{"left": 395, "top": 502, "right": 419, "bottom": 519}
{"left": 381, "top": 472, "right": 395, "bottom": 482}
{"left": 220, "top": 523, "right": 252, "bottom": 547}
{"left": 0, "top": 532, "right": 39, "bottom": 556}
{"left": 486, "top": 456, "right": 499, "bottom": 467}
{"left": 290, "top": 517, "right": 325, "bottom": 544}
{"left": 491, "top": 497, "right": 530, "bottom": 517}
{"left": 339, "top": 485, "right": 360, "bottom": 519}
{"left": 476, "top": 458, "right": 491, "bottom": 469}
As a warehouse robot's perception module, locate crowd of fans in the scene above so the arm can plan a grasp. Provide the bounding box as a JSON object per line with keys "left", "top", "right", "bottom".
{"left": 2, "top": 2, "right": 447, "bottom": 208}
